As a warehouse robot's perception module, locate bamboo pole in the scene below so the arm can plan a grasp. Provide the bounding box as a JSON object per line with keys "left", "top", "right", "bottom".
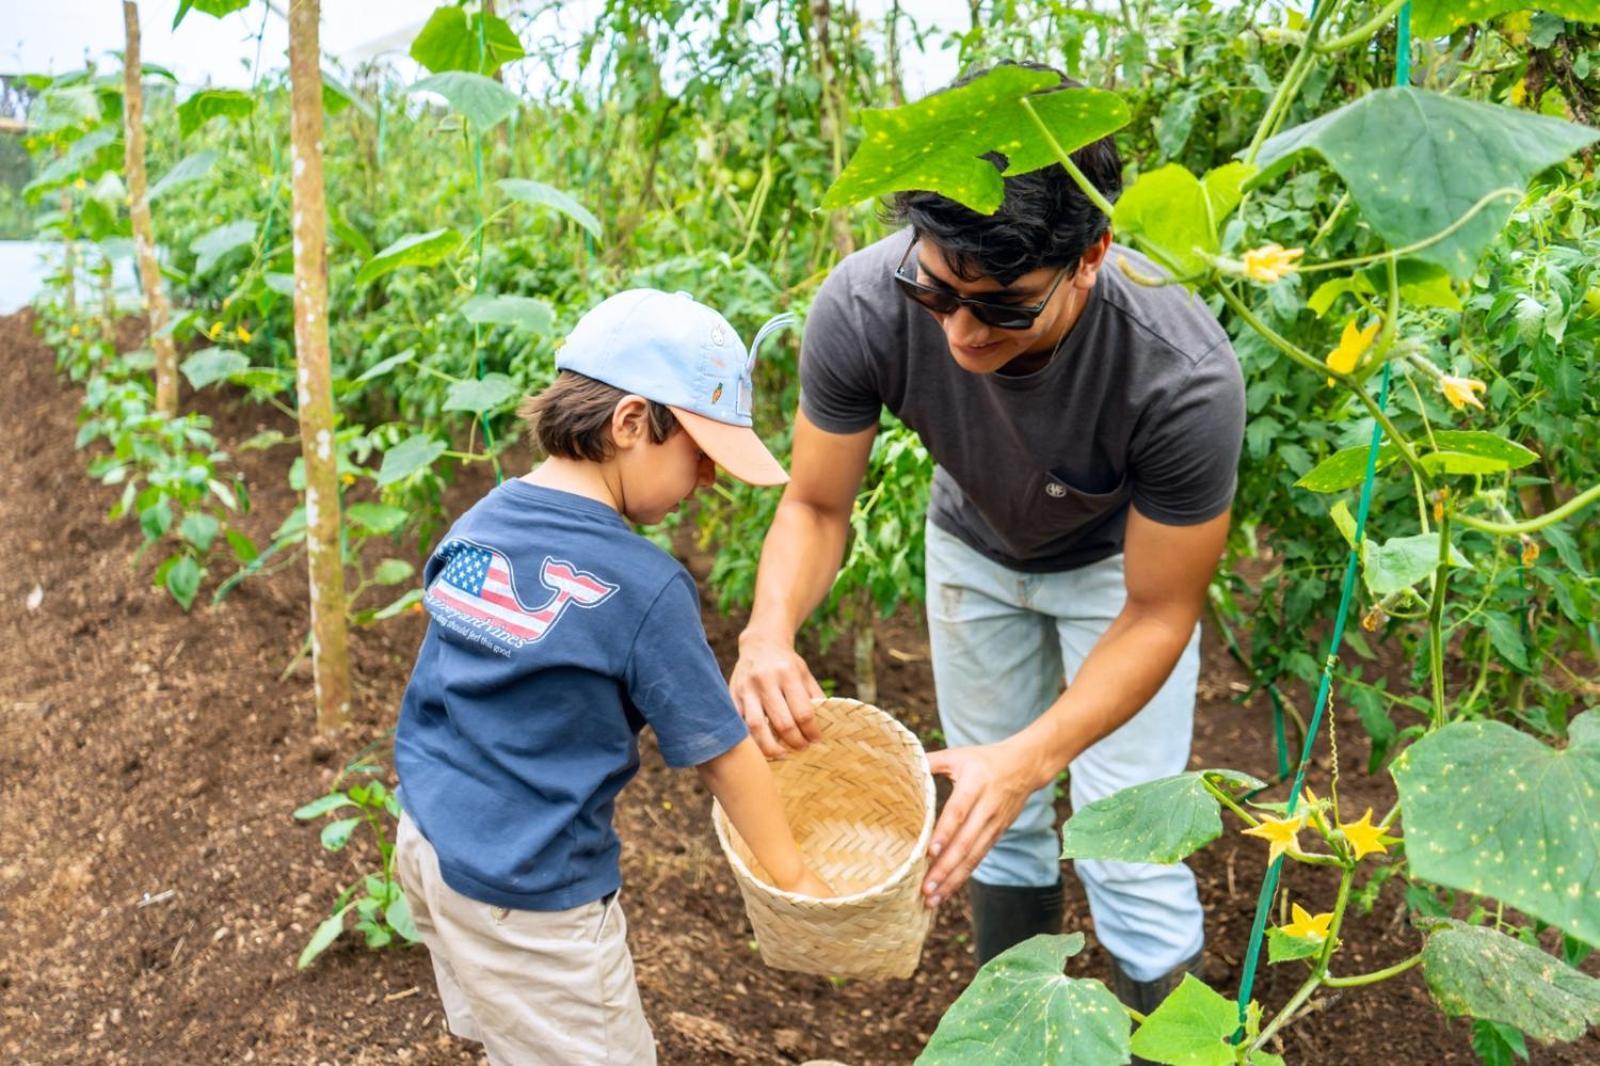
{"left": 809, "top": 0, "right": 856, "bottom": 260}
{"left": 288, "top": 0, "right": 352, "bottom": 734}
{"left": 120, "top": 1, "right": 179, "bottom": 415}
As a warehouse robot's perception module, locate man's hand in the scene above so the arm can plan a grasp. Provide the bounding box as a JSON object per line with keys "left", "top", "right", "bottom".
{"left": 921, "top": 739, "right": 1045, "bottom": 907}
{"left": 729, "top": 632, "right": 825, "bottom": 757}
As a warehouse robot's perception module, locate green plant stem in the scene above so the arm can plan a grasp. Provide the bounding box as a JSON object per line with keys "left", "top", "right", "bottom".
{"left": 1018, "top": 96, "right": 1118, "bottom": 220}
{"left": 1427, "top": 505, "right": 1452, "bottom": 729}
{"left": 1299, "top": 187, "right": 1524, "bottom": 274}
{"left": 1203, "top": 777, "right": 1262, "bottom": 827}
{"left": 1251, "top": 864, "right": 1355, "bottom": 1052}
{"left": 1308, "top": 189, "right": 1351, "bottom": 249}
{"left": 1455, "top": 482, "right": 1600, "bottom": 535}
{"left": 1323, "top": 951, "right": 1422, "bottom": 987}
{"left": 1217, "top": 285, "right": 1430, "bottom": 485}
{"left": 1243, "top": 0, "right": 1341, "bottom": 166}
{"left": 1316, "top": 0, "right": 1410, "bottom": 53}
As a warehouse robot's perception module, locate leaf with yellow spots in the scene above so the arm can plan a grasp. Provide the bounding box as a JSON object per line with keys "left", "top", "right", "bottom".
{"left": 1339, "top": 808, "right": 1395, "bottom": 860}
{"left": 1254, "top": 87, "right": 1598, "bottom": 279}
{"left": 1413, "top": 0, "right": 1600, "bottom": 38}
{"left": 1242, "top": 812, "right": 1306, "bottom": 864}
{"left": 1420, "top": 918, "right": 1600, "bottom": 1042}
{"left": 820, "top": 65, "right": 1130, "bottom": 214}
{"left": 918, "top": 933, "right": 1131, "bottom": 1065}
{"left": 1392, "top": 709, "right": 1600, "bottom": 944}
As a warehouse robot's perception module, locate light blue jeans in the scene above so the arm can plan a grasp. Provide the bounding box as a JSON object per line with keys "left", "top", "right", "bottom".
{"left": 924, "top": 521, "right": 1206, "bottom": 981}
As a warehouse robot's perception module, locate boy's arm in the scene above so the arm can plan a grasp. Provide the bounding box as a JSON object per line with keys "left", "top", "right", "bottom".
{"left": 698, "top": 737, "right": 832, "bottom": 897}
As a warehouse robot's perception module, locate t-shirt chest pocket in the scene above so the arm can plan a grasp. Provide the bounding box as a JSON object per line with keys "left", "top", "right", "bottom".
{"left": 1028, "top": 469, "right": 1130, "bottom": 541}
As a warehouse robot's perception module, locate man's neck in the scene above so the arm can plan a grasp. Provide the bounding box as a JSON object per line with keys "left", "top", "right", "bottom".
{"left": 996, "top": 285, "right": 1091, "bottom": 377}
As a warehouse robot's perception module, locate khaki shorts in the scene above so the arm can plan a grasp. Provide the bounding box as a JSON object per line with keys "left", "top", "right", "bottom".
{"left": 394, "top": 812, "right": 657, "bottom": 1065}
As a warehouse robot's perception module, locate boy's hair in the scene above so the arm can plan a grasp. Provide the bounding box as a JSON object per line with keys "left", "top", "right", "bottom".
{"left": 519, "top": 371, "right": 679, "bottom": 462}
{"left": 887, "top": 60, "right": 1123, "bottom": 286}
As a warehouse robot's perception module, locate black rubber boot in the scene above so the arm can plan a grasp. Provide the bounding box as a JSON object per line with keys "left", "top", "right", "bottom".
{"left": 966, "top": 879, "right": 1065, "bottom": 967}
{"left": 1108, "top": 946, "right": 1207, "bottom": 1066}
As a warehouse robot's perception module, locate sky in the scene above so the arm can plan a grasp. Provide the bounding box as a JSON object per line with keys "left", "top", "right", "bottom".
{"left": 3, "top": 0, "right": 977, "bottom": 98}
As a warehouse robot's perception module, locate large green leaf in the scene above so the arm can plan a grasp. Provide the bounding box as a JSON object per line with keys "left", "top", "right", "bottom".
{"left": 23, "top": 127, "right": 120, "bottom": 200}
{"left": 1062, "top": 769, "right": 1264, "bottom": 864}
{"left": 1413, "top": 0, "right": 1600, "bottom": 37}
{"left": 180, "top": 347, "right": 250, "bottom": 390}
{"left": 1420, "top": 918, "right": 1600, "bottom": 1042}
{"left": 190, "top": 220, "right": 256, "bottom": 276}
{"left": 1128, "top": 975, "right": 1239, "bottom": 1066}
{"left": 173, "top": 0, "right": 249, "bottom": 29}
{"left": 1306, "top": 258, "right": 1463, "bottom": 317}
{"left": 1391, "top": 710, "right": 1600, "bottom": 944}
{"left": 409, "top": 5, "right": 526, "bottom": 76}
{"left": 148, "top": 149, "right": 219, "bottom": 203}
{"left": 344, "top": 502, "right": 409, "bottom": 535}
{"left": 408, "top": 72, "right": 521, "bottom": 131}
{"left": 821, "top": 66, "right": 1130, "bottom": 214}
{"left": 377, "top": 435, "right": 447, "bottom": 487}
{"left": 1420, "top": 430, "right": 1540, "bottom": 476}
{"left": 1112, "top": 162, "right": 1254, "bottom": 277}
{"left": 1294, "top": 443, "right": 1400, "bottom": 493}
{"left": 917, "top": 934, "right": 1130, "bottom": 1066}
{"left": 176, "top": 88, "right": 254, "bottom": 139}
{"left": 496, "top": 178, "right": 604, "bottom": 240}
{"left": 460, "top": 293, "right": 554, "bottom": 333}
{"left": 443, "top": 373, "right": 517, "bottom": 415}
{"left": 1254, "top": 88, "right": 1598, "bottom": 278}
{"left": 1362, "top": 532, "right": 1469, "bottom": 598}
{"left": 1297, "top": 429, "right": 1536, "bottom": 494}
{"left": 354, "top": 228, "right": 461, "bottom": 287}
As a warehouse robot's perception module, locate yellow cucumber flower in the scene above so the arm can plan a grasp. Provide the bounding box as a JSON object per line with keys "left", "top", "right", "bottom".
{"left": 1338, "top": 809, "right": 1394, "bottom": 861}
{"left": 1243, "top": 812, "right": 1306, "bottom": 864}
{"left": 1520, "top": 536, "right": 1540, "bottom": 567}
{"left": 236, "top": 324, "right": 253, "bottom": 343}
{"left": 1241, "top": 244, "right": 1304, "bottom": 284}
{"left": 207, "top": 320, "right": 224, "bottom": 341}
{"left": 1440, "top": 375, "right": 1487, "bottom": 410}
{"left": 1280, "top": 902, "right": 1334, "bottom": 942}
{"left": 1326, "top": 318, "right": 1380, "bottom": 379}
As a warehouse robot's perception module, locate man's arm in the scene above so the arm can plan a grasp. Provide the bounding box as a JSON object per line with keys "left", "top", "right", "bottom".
{"left": 920, "top": 504, "right": 1230, "bottom": 906}
{"left": 731, "top": 409, "right": 877, "bottom": 756}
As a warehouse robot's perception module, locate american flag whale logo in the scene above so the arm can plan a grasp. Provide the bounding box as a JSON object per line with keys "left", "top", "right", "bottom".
{"left": 425, "top": 539, "right": 617, "bottom": 646}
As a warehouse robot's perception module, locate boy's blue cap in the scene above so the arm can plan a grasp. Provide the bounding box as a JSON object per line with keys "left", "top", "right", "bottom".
{"left": 556, "top": 289, "right": 790, "bottom": 486}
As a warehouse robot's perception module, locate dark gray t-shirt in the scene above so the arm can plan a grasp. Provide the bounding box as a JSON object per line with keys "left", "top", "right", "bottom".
{"left": 800, "top": 229, "right": 1246, "bottom": 573}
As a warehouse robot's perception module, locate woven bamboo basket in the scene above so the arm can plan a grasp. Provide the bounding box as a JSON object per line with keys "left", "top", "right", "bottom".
{"left": 712, "top": 697, "right": 935, "bottom": 980}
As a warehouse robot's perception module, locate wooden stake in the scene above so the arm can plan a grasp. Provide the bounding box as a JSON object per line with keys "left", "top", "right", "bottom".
{"left": 120, "top": 1, "right": 179, "bottom": 415}
{"left": 288, "top": 0, "right": 352, "bottom": 734}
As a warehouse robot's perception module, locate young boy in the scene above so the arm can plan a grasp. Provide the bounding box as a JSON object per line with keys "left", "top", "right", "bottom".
{"left": 393, "top": 289, "right": 830, "bottom": 1065}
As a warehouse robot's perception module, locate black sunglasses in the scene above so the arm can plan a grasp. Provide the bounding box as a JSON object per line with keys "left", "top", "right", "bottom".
{"left": 893, "top": 239, "right": 1070, "bottom": 330}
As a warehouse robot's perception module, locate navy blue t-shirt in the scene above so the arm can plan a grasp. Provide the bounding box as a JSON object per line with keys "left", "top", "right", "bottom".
{"left": 395, "top": 480, "right": 750, "bottom": 911}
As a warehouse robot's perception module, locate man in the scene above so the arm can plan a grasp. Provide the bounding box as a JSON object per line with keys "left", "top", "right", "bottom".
{"left": 729, "top": 63, "right": 1245, "bottom": 1012}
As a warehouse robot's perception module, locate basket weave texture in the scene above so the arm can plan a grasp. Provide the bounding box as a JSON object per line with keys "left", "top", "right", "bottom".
{"left": 712, "top": 698, "right": 935, "bottom": 980}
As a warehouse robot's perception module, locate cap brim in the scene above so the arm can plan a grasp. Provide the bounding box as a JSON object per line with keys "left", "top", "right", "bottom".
{"left": 670, "top": 407, "right": 789, "bottom": 487}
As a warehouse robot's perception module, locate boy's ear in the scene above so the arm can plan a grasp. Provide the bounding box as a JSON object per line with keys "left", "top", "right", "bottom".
{"left": 610, "top": 394, "right": 651, "bottom": 447}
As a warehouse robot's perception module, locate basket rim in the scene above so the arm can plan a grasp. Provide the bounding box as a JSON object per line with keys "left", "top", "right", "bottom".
{"left": 713, "top": 696, "right": 936, "bottom": 907}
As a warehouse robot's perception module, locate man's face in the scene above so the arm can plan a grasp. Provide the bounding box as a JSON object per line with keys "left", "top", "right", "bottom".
{"left": 909, "top": 233, "right": 1110, "bottom": 375}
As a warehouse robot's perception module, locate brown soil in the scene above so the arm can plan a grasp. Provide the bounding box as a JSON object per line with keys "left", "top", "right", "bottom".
{"left": 0, "top": 309, "right": 1595, "bottom": 1065}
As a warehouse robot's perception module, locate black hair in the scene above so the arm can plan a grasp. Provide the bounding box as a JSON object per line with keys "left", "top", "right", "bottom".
{"left": 887, "top": 60, "right": 1123, "bottom": 286}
